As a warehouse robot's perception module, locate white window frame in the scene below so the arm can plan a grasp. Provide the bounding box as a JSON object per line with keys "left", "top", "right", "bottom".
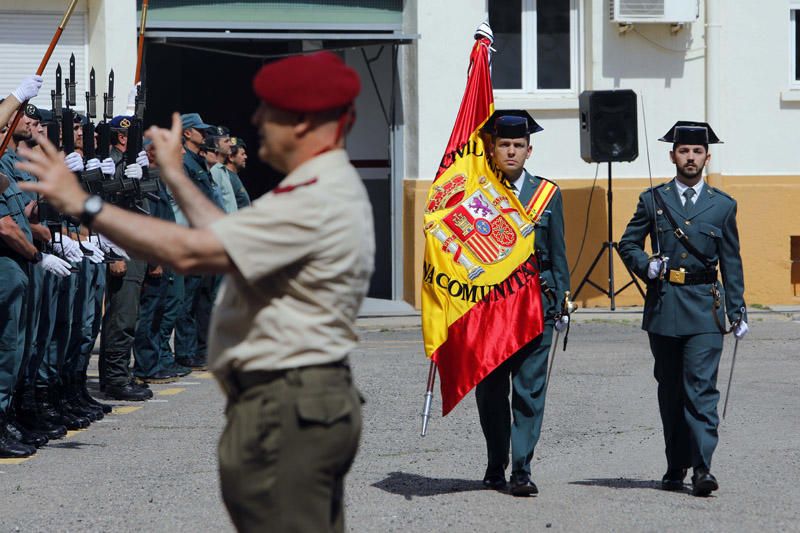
{"left": 488, "top": 0, "right": 582, "bottom": 107}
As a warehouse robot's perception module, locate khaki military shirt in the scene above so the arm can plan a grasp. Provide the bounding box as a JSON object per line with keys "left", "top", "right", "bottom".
{"left": 208, "top": 149, "right": 375, "bottom": 386}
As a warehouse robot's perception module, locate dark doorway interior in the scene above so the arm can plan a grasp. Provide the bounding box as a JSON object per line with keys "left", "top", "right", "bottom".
{"left": 142, "top": 39, "right": 392, "bottom": 298}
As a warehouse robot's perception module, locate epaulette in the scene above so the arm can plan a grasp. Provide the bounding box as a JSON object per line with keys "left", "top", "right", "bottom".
{"left": 534, "top": 175, "right": 560, "bottom": 189}
{"left": 272, "top": 177, "right": 318, "bottom": 195}
{"left": 709, "top": 186, "right": 734, "bottom": 201}
{"left": 646, "top": 182, "right": 667, "bottom": 193}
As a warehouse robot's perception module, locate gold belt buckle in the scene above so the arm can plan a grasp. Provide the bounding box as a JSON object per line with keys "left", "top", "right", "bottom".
{"left": 669, "top": 268, "right": 686, "bottom": 284}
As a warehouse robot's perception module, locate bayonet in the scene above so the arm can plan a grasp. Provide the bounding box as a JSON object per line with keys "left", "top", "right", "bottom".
{"left": 85, "top": 67, "right": 96, "bottom": 119}
{"left": 66, "top": 52, "right": 76, "bottom": 107}
{"left": 53, "top": 63, "right": 63, "bottom": 121}
{"left": 103, "top": 69, "right": 114, "bottom": 120}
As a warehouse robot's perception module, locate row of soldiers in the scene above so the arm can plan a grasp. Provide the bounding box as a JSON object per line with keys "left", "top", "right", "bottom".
{"left": 0, "top": 73, "right": 250, "bottom": 458}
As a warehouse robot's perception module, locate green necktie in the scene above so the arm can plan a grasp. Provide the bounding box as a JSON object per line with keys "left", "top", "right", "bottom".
{"left": 683, "top": 188, "right": 696, "bottom": 215}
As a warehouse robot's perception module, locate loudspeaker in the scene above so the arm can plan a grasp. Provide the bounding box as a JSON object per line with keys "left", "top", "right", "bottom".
{"left": 579, "top": 89, "right": 638, "bottom": 163}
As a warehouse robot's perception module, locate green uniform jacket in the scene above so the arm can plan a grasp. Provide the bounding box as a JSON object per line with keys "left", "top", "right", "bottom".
{"left": 516, "top": 171, "right": 570, "bottom": 319}
{"left": 619, "top": 179, "right": 746, "bottom": 337}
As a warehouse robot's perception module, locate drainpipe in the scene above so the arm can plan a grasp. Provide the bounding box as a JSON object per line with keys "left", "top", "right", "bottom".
{"left": 705, "top": 0, "right": 721, "bottom": 183}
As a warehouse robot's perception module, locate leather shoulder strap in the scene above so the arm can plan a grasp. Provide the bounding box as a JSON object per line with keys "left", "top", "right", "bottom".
{"left": 653, "top": 192, "right": 714, "bottom": 267}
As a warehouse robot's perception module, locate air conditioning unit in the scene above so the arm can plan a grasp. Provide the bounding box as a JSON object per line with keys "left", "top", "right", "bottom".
{"left": 609, "top": 0, "right": 699, "bottom": 24}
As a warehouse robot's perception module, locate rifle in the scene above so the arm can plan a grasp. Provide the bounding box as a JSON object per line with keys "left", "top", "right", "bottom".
{"left": 0, "top": 0, "right": 79, "bottom": 158}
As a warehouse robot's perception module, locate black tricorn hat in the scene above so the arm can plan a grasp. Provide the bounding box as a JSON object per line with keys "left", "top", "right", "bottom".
{"left": 659, "top": 121, "right": 722, "bottom": 145}
{"left": 482, "top": 110, "right": 543, "bottom": 138}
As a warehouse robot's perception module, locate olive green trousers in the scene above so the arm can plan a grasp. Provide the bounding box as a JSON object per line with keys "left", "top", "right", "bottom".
{"left": 218, "top": 363, "right": 361, "bottom": 533}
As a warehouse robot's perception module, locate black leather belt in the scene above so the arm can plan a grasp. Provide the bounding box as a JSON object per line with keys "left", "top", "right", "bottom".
{"left": 666, "top": 268, "right": 717, "bottom": 285}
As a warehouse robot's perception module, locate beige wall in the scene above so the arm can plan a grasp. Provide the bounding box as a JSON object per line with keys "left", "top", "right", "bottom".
{"left": 403, "top": 175, "right": 800, "bottom": 309}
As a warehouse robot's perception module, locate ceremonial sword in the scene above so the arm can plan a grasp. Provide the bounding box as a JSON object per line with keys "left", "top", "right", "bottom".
{"left": 722, "top": 307, "right": 747, "bottom": 420}
{"left": 545, "top": 291, "right": 577, "bottom": 389}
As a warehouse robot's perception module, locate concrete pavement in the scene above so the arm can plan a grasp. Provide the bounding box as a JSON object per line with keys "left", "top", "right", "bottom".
{"left": 1, "top": 308, "right": 798, "bottom": 531}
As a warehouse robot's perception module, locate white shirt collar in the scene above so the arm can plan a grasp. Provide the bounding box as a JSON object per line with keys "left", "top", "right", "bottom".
{"left": 510, "top": 172, "right": 527, "bottom": 197}
{"left": 674, "top": 178, "right": 704, "bottom": 204}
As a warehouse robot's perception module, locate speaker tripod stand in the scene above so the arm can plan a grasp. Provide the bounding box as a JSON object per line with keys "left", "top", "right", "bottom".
{"left": 573, "top": 162, "right": 645, "bottom": 310}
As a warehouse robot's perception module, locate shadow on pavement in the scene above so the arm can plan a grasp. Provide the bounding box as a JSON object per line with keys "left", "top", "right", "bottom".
{"left": 372, "top": 471, "right": 484, "bottom": 500}
{"left": 570, "top": 478, "right": 662, "bottom": 490}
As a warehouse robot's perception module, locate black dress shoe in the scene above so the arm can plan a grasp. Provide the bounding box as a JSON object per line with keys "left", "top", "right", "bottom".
{"left": 105, "top": 382, "right": 152, "bottom": 401}
{"left": 509, "top": 473, "right": 539, "bottom": 497}
{"left": 166, "top": 362, "right": 192, "bottom": 377}
{"left": 135, "top": 369, "right": 181, "bottom": 384}
{"left": 691, "top": 468, "right": 719, "bottom": 497}
{"left": 482, "top": 474, "right": 507, "bottom": 490}
{"left": 661, "top": 468, "right": 688, "bottom": 491}
{"left": 176, "top": 355, "right": 208, "bottom": 371}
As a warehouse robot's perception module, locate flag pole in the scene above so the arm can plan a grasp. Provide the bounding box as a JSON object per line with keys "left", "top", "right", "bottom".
{"left": 420, "top": 361, "right": 437, "bottom": 436}
{"left": 134, "top": 0, "right": 149, "bottom": 84}
{"left": 0, "top": 0, "right": 79, "bottom": 158}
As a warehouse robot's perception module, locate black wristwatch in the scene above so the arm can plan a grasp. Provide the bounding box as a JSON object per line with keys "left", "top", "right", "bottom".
{"left": 30, "top": 251, "right": 43, "bottom": 264}
{"left": 80, "top": 195, "right": 104, "bottom": 227}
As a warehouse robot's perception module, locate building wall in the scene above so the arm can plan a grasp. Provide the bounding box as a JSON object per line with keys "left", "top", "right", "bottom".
{"left": 402, "top": 1, "right": 800, "bottom": 308}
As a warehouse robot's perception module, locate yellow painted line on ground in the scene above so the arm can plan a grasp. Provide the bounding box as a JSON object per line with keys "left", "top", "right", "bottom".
{"left": 193, "top": 371, "right": 213, "bottom": 380}
{"left": 0, "top": 457, "right": 34, "bottom": 465}
{"left": 86, "top": 373, "right": 99, "bottom": 378}
{"left": 112, "top": 406, "right": 143, "bottom": 415}
{"left": 65, "top": 430, "right": 86, "bottom": 439}
{"left": 156, "top": 387, "right": 186, "bottom": 396}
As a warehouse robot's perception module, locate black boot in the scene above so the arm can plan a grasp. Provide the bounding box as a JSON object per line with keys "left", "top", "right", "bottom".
{"left": 38, "top": 385, "right": 87, "bottom": 430}
{"left": 51, "top": 382, "right": 91, "bottom": 429}
{"left": 6, "top": 417, "right": 48, "bottom": 448}
{"left": 62, "top": 376, "right": 101, "bottom": 422}
{"left": 77, "top": 376, "right": 112, "bottom": 414}
{"left": 15, "top": 386, "right": 67, "bottom": 440}
{"left": 0, "top": 414, "right": 36, "bottom": 458}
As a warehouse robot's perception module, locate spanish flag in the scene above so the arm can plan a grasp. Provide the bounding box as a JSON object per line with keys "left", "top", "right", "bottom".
{"left": 422, "top": 35, "right": 544, "bottom": 416}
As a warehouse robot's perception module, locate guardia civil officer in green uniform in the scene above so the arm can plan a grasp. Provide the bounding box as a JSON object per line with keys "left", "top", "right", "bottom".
{"left": 174, "top": 112, "right": 224, "bottom": 370}
{"left": 619, "top": 122, "right": 747, "bottom": 497}
{"left": 17, "top": 50, "right": 374, "bottom": 533}
{"left": 475, "top": 111, "right": 570, "bottom": 496}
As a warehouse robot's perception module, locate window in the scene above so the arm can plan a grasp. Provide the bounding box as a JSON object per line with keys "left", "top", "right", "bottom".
{"left": 488, "top": 0, "right": 580, "bottom": 95}
{"left": 792, "top": 8, "right": 800, "bottom": 86}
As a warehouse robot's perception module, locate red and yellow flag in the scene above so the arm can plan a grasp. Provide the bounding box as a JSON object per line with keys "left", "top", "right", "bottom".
{"left": 421, "top": 37, "right": 544, "bottom": 416}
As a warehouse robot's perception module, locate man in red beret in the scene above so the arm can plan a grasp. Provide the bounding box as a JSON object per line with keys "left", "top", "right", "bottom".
{"left": 15, "top": 51, "right": 375, "bottom": 532}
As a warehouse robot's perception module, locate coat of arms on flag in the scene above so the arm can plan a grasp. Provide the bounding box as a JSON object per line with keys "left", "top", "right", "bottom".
{"left": 420, "top": 30, "right": 544, "bottom": 420}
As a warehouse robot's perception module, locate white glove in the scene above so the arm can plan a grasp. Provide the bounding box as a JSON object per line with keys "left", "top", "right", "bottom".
{"left": 100, "top": 157, "right": 116, "bottom": 176}
{"left": 80, "top": 239, "right": 105, "bottom": 264}
{"left": 12, "top": 74, "right": 44, "bottom": 102}
{"left": 65, "top": 152, "right": 85, "bottom": 173}
{"left": 97, "top": 234, "right": 130, "bottom": 259}
{"left": 136, "top": 150, "right": 149, "bottom": 168}
{"left": 124, "top": 163, "right": 143, "bottom": 180}
{"left": 85, "top": 158, "right": 101, "bottom": 171}
{"left": 39, "top": 253, "right": 72, "bottom": 278}
{"left": 734, "top": 320, "right": 749, "bottom": 340}
{"left": 125, "top": 83, "right": 140, "bottom": 114}
{"left": 554, "top": 314, "right": 569, "bottom": 332}
{"left": 474, "top": 22, "right": 494, "bottom": 43}
{"left": 647, "top": 256, "right": 669, "bottom": 280}
{"left": 53, "top": 235, "right": 84, "bottom": 263}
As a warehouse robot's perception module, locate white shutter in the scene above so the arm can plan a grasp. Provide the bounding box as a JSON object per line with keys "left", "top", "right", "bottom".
{"left": 0, "top": 10, "right": 88, "bottom": 114}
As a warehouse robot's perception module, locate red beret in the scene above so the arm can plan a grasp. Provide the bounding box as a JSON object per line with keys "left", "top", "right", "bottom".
{"left": 252, "top": 51, "right": 360, "bottom": 113}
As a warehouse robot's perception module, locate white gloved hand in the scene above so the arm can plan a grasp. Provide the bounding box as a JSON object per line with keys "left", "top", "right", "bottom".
{"left": 85, "top": 158, "right": 101, "bottom": 171}
{"left": 125, "top": 83, "right": 140, "bottom": 114}
{"left": 12, "top": 74, "right": 44, "bottom": 102}
{"left": 734, "top": 320, "right": 749, "bottom": 340}
{"left": 647, "top": 256, "right": 669, "bottom": 280}
{"left": 53, "top": 235, "right": 84, "bottom": 263}
{"left": 100, "top": 157, "right": 116, "bottom": 176}
{"left": 136, "top": 150, "right": 149, "bottom": 168}
{"left": 64, "top": 152, "right": 85, "bottom": 173}
{"left": 80, "top": 239, "right": 105, "bottom": 264}
{"left": 554, "top": 314, "right": 569, "bottom": 332}
{"left": 474, "top": 21, "right": 494, "bottom": 43}
{"left": 124, "top": 163, "right": 143, "bottom": 180}
{"left": 97, "top": 234, "right": 130, "bottom": 259}
{"left": 39, "top": 253, "right": 72, "bottom": 278}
